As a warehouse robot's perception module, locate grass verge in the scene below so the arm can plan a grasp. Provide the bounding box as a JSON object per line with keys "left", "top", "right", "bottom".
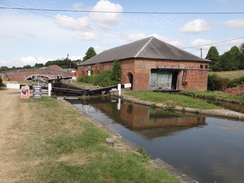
{"left": 126, "top": 90, "right": 219, "bottom": 110}
{"left": 181, "top": 90, "right": 244, "bottom": 101}
{"left": 17, "top": 97, "right": 181, "bottom": 183}
{"left": 209, "top": 70, "right": 244, "bottom": 80}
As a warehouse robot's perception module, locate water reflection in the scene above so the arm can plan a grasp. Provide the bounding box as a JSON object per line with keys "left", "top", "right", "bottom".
{"left": 66, "top": 97, "right": 244, "bottom": 183}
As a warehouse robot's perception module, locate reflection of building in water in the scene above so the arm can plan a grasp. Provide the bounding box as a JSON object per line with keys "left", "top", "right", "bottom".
{"left": 92, "top": 101, "right": 206, "bottom": 130}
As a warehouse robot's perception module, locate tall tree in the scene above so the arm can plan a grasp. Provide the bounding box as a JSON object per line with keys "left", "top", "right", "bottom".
{"left": 239, "top": 42, "right": 244, "bottom": 54}
{"left": 83, "top": 47, "right": 96, "bottom": 61}
{"left": 205, "top": 46, "right": 219, "bottom": 71}
{"left": 217, "top": 46, "right": 241, "bottom": 71}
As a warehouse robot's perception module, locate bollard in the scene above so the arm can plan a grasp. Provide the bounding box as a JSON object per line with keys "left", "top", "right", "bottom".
{"left": 118, "top": 84, "right": 121, "bottom": 96}
{"left": 48, "top": 83, "right": 52, "bottom": 97}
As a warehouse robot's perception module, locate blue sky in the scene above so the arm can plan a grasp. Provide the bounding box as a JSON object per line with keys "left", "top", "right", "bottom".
{"left": 0, "top": 0, "right": 244, "bottom": 67}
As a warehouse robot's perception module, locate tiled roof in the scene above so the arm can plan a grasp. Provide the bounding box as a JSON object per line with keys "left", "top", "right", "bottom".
{"left": 79, "top": 36, "right": 209, "bottom": 66}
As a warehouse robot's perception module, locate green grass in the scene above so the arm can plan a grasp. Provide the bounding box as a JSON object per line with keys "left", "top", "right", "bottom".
{"left": 181, "top": 90, "right": 244, "bottom": 101}
{"left": 209, "top": 70, "right": 244, "bottom": 80}
{"left": 17, "top": 97, "right": 181, "bottom": 183}
{"left": 126, "top": 90, "right": 219, "bottom": 109}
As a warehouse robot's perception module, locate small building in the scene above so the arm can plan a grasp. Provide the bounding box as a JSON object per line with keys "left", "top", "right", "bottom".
{"left": 78, "top": 36, "right": 210, "bottom": 91}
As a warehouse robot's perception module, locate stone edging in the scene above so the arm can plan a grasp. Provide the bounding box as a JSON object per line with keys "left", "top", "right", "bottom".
{"left": 118, "top": 94, "right": 244, "bottom": 121}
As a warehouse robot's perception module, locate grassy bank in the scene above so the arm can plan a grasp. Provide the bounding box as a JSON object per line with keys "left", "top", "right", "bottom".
{"left": 126, "top": 90, "right": 219, "bottom": 110}
{"left": 17, "top": 97, "right": 181, "bottom": 183}
{"left": 181, "top": 90, "right": 244, "bottom": 101}
{"left": 209, "top": 70, "right": 244, "bottom": 80}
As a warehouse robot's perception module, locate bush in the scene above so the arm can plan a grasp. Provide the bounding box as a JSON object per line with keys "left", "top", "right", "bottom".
{"left": 227, "top": 76, "right": 244, "bottom": 88}
{"left": 78, "top": 70, "right": 119, "bottom": 87}
{"left": 78, "top": 60, "right": 121, "bottom": 87}
{"left": 208, "top": 74, "right": 224, "bottom": 91}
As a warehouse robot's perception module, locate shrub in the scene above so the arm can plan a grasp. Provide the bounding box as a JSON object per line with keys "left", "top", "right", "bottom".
{"left": 78, "top": 70, "right": 119, "bottom": 87}
{"left": 227, "top": 76, "right": 244, "bottom": 88}
{"left": 78, "top": 60, "right": 121, "bottom": 87}
{"left": 208, "top": 74, "right": 227, "bottom": 91}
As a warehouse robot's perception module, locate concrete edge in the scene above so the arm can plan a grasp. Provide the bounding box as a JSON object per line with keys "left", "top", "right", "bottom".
{"left": 61, "top": 99, "right": 198, "bottom": 183}
{"left": 118, "top": 94, "right": 244, "bottom": 121}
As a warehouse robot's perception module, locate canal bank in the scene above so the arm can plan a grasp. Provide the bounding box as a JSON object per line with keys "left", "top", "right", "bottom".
{"left": 67, "top": 96, "right": 244, "bottom": 183}
{"left": 114, "top": 93, "right": 244, "bottom": 121}
{"left": 0, "top": 85, "right": 183, "bottom": 183}
{"left": 60, "top": 81, "right": 244, "bottom": 121}
{"left": 64, "top": 99, "right": 199, "bottom": 183}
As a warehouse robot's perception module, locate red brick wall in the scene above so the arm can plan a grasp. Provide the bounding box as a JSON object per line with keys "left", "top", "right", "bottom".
{"left": 78, "top": 58, "right": 209, "bottom": 91}
{"left": 3, "top": 69, "right": 73, "bottom": 81}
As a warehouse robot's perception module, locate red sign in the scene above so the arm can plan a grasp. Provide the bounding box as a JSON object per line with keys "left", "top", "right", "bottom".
{"left": 21, "top": 85, "right": 30, "bottom": 98}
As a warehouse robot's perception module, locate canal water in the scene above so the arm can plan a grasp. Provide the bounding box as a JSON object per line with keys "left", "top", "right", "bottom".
{"left": 66, "top": 96, "right": 244, "bottom": 183}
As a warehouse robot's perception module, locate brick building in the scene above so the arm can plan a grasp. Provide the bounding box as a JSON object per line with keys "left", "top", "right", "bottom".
{"left": 78, "top": 36, "right": 210, "bottom": 91}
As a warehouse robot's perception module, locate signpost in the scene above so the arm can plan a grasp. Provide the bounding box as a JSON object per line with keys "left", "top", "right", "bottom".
{"left": 33, "top": 85, "right": 42, "bottom": 98}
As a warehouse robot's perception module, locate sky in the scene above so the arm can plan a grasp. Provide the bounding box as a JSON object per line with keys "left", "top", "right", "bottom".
{"left": 0, "top": 0, "right": 244, "bottom": 67}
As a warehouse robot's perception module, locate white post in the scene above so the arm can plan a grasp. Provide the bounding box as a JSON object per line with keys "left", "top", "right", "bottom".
{"left": 118, "top": 84, "right": 121, "bottom": 96}
{"left": 117, "top": 98, "right": 121, "bottom": 110}
{"left": 48, "top": 83, "right": 52, "bottom": 97}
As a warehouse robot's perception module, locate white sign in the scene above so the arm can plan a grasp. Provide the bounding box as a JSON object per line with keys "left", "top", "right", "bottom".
{"left": 124, "top": 83, "right": 131, "bottom": 88}
{"left": 7, "top": 83, "right": 20, "bottom": 89}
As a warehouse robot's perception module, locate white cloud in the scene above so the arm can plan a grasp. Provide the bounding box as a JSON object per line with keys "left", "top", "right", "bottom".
{"left": 180, "top": 19, "right": 212, "bottom": 33}
{"left": 75, "top": 32, "right": 100, "bottom": 41}
{"left": 14, "top": 56, "right": 48, "bottom": 66}
{"left": 0, "top": 33, "right": 15, "bottom": 38}
{"left": 94, "top": 45, "right": 110, "bottom": 53}
{"left": 224, "top": 19, "right": 244, "bottom": 29}
{"left": 125, "top": 33, "right": 147, "bottom": 42}
{"left": 0, "top": 59, "right": 7, "bottom": 65}
{"left": 72, "top": 3, "right": 83, "bottom": 9}
{"left": 89, "top": 0, "right": 123, "bottom": 28}
{"left": 55, "top": 14, "right": 90, "bottom": 31}
{"left": 191, "top": 39, "right": 214, "bottom": 51}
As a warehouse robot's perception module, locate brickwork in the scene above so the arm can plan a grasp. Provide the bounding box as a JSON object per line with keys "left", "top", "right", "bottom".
{"left": 78, "top": 58, "right": 209, "bottom": 91}
{"left": 2, "top": 69, "right": 74, "bottom": 81}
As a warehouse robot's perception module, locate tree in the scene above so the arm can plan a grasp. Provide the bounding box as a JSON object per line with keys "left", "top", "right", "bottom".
{"left": 217, "top": 46, "right": 241, "bottom": 71}
{"left": 23, "top": 65, "right": 32, "bottom": 69}
{"left": 239, "top": 42, "right": 244, "bottom": 54}
{"left": 237, "top": 54, "right": 244, "bottom": 70}
{"left": 34, "top": 63, "right": 44, "bottom": 68}
{"left": 205, "top": 46, "right": 219, "bottom": 71}
{"left": 83, "top": 47, "right": 96, "bottom": 61}
{"left": 111, "top": 59, "right": 121, "bottom": 83}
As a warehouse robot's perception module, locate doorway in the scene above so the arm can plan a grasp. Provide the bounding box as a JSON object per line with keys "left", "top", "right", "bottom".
{"left": 127, "top": 72, "right": 133, "bottom": 90}
{"left": 150, "top": 69, "right": 179, "bottom": 90}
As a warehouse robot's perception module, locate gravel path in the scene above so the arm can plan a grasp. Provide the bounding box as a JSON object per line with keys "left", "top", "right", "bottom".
{"left": 0, "top": 86, "right": 24, "bottom": 182}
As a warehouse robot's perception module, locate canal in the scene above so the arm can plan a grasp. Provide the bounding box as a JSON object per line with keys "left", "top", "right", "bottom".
{"left": 66, "top": 96, "right": 244, "bottom": 183}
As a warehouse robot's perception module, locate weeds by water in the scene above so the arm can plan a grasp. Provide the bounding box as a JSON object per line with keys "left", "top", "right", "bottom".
{"left": 18, "top": 97, "right": 181, "bottom": 183}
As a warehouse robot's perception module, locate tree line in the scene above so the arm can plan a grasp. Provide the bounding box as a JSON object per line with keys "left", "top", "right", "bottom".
{"left": 205, "top": 43, "right": 244, "bottom": 71}
{"left": 0, "top": 47, "right": 97, "bottom": 72}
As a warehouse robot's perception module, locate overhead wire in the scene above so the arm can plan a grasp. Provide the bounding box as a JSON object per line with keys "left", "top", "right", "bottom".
{"left": 1, "top": 1, "right": 244, "bottom": 56}
{"left": 0, "top": 6, "right": 244, "bottom": 15}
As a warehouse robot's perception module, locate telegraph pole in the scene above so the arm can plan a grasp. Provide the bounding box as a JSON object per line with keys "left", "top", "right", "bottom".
{"left": 200, "top": 48, "right": 202, "bottom": 58}
{"left": 66, "top": 54, "right": 69, "bottom": 72}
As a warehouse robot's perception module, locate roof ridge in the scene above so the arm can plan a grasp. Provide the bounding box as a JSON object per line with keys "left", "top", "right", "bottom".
{"left": 134, "top": 36, "right": 154, "bottom": 57}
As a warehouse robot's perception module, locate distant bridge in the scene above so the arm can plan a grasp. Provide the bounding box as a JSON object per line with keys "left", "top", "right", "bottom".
{"left": 1, "top": 68, "right": 74, "bottom": 81}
